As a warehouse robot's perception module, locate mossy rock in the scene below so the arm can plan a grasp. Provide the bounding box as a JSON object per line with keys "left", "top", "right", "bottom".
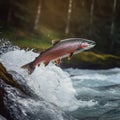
{"left": 0, "top": 63, "right": 17, "bottom": 119}
{"left": 61, "top": 52, "right": 120, "bottom": 69}
{"left": 0, "top": 62, "right": 25, "bottom": 92}
{"left": 0, "top": 62, "right": 28, "bottom": 118}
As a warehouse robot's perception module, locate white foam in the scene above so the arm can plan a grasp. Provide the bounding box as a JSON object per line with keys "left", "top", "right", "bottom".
{"left": 67, "top": 68, "right": 120, "bottom": 87}
{"left": 0, "top": 49, "right": 98, "bottom": 111}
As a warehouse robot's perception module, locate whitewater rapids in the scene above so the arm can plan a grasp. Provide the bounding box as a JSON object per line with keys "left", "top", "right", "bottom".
{"left": 0, "top": 49, "right": 97, "bottom": 111}
{"left": 1, "top": 40, "right": 120, "bottom": 120}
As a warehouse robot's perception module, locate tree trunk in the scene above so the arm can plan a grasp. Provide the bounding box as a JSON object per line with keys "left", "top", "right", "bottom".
{"left": 110, "top": 0, "right": 117, "bottom": 35}
{"left": 89, "top": 0, "right": 94, "bottom": 35}
{"left": 82, "top": 0, "right": 85, "bottom": 7}
{"left": 7, "top": 0, "right": 12, "bottom": 24}
{"left": 110, "top": 0, "right": 117, "bottom": 52}
{"left": 65, "top": 0, "right": 73, "bottom": 36}
{"left": 34, "top": 0, "right": 42, "bottom": 30}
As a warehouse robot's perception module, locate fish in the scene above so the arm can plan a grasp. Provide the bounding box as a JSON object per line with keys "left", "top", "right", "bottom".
{"left": 21, "top": 38, "right": 96, "bottom": 74}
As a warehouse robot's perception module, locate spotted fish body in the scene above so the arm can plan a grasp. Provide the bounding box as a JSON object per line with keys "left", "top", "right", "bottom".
{"left": 21, "top": 38, "right": 96, "bottom": 74}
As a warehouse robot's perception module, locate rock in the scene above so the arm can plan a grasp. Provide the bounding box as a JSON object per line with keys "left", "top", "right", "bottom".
{"left": 0, "top": 63, "right": 30, "bottom": 119}
{"left": 0, "top": 115, "right": 7, "bottom": 120}
{"left": 0, "top": 63, "right": 15, "bottom": 120}
{"left": 0, "top": 63, "right": 27, "bottom": 93}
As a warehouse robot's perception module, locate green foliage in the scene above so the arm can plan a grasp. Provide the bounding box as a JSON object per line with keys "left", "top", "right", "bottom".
{"left": 1, "top": 26, "right": 61, "bottom": 50}
{"left": 0, "top": 0, "right": 120, "bottom": 56}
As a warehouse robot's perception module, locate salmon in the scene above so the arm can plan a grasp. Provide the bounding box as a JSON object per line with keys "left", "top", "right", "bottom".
{"left": 21, "top": 38, "right": 95, "bottom": 74}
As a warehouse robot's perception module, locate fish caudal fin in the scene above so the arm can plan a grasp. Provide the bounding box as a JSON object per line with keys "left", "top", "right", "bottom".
{"left": 21, "top": 62, "right": 35, "bottom": 74}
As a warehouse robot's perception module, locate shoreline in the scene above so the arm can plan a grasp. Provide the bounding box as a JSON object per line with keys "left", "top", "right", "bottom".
{"left": 60, "top": 51, "right": 120, "bottom": 70}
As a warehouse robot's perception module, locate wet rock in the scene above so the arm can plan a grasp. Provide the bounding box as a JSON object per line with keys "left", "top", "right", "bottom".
{"left": 0, "top": 63, "right": 24, "bottom": 92}
{"left": 0, "top": 115, "right": 7, "bottom": 120}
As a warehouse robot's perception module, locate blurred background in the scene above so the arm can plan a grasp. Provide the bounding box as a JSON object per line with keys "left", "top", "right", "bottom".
{"left": 0, "top": 0, "right": 120, "bottom": 56}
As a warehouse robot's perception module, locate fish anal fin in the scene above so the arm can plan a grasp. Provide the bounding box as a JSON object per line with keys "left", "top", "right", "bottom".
{"left": 44, "top": 62, "right": 49, "bottom": 66}
{"left": 68, "top": 52, "right": 73, "bottom": 60}
{"left": 55, "top": 59, "right": 61, "bottom": 65}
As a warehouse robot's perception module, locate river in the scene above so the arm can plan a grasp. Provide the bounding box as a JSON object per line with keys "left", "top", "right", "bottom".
{"left": 0, "top": 40, "right": 120, "bottom": 120}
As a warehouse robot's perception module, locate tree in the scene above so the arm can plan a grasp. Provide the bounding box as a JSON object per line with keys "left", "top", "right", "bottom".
{"left": 110, "top": 0, "right": 117, "bottom": 35}
{"left": 34, "top": 0, "right": 43, "bottom": 30}
{"left": 7, "top": 0, "right": 12, "bottom": 24}
{"left": 89, "top": 0, "right": 94, "bottom": 35}
{"left": 65, "top": 0, "right": 73, "bottom": 36}
{"left": 110, "top": 0, "right": 117, "bottom": 52}
{"left": 81, "top": 0, "right": 85, "bottom": 7}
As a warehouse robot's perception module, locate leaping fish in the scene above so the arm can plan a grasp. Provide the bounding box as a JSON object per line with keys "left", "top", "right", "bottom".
{"left": 21, "top": 38, "right": 96, "bottom": 74}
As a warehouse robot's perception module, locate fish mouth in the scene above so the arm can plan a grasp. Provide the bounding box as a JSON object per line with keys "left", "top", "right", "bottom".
{"left": 82, "top": 39, "right": 96, "bottom": 49}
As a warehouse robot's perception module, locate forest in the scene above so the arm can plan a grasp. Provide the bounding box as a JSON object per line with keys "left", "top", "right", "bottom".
{"left": 0, "top": 0, "right": 120, "bottom": 56}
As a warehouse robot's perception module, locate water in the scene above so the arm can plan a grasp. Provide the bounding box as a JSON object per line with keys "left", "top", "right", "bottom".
{"left": 0, "top": 40, "right": 120, "bottom": 120}
{"left": 65, "top": 68, "right": 120, "bottom": 120}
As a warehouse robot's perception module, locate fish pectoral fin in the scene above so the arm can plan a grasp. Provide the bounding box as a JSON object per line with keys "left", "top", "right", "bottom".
{"left": 55, "top": 59, "right": 61, "bottom": 65}
{"left": 68, "top": 52, "right": 73, "bottom": 60}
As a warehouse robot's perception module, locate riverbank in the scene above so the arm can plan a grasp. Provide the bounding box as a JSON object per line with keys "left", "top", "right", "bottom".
{"left": 61, "top": 51, "right": 120, "bottom": 69}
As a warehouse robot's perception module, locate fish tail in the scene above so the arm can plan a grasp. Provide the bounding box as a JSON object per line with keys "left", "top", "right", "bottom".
{"left": 21, "top": 62, "right": 35, "bottom": 74}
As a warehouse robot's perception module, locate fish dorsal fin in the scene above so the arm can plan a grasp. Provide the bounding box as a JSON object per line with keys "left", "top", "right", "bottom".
{"left": 55, "top": 58, "right": 61, "bottom": 65}
{"left": 68, "top": 52, "right": 73, "bottom": 60}
{"left": 52, "top": 40, "right": 59, "bottom": 46}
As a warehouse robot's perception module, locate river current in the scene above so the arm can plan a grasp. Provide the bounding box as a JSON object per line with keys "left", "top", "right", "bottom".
{"left": 0, "top": 40, "right": 120, "bottom": 120}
